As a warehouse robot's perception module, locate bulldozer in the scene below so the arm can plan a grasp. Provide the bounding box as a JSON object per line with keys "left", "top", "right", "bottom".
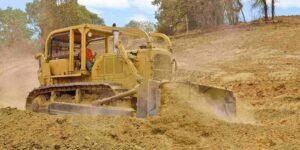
{"left": 26, "top": 24, "right": 236, "bottom": 118}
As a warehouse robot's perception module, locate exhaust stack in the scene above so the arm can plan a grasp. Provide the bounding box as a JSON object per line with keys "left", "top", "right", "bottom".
{"left": 112, "top": 23, "right": 119, "bottom": 53}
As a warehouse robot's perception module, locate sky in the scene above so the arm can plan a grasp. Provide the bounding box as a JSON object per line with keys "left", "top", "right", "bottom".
{"left": 0, "top": 0, "right": 300, "bottom": 27}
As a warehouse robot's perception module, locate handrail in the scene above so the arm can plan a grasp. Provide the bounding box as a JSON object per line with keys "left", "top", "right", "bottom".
{"left": 35, "top": 53, "right": 46, "bottom": 66}
{"left": 149, "top": 32, "right": 173, "bottom": 53}
{"left": 115, "top": 41, "right": 143, "bottom": 83}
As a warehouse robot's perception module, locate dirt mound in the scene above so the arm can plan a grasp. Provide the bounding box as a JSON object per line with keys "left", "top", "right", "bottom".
{"left": 0, "top": 83, "right": 298, "bottom": 149}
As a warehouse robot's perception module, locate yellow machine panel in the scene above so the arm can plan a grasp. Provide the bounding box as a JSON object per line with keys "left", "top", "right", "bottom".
{"left": 49, "top": 59, "right": 69, "bottom": 75}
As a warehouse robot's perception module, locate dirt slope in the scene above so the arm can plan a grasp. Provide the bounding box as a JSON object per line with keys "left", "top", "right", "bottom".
{"left": 0, "top": 16, "right": 300, "bottom": 149}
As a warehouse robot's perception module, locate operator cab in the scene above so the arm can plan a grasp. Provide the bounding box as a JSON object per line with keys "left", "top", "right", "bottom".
{"left": 46, "top": 27, "right": 114, "bottom": 76}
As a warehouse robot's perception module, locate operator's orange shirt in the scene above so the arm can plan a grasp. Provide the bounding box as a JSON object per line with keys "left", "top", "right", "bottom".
{"left": 86, "top": 48, "right": 93, "bottom": 60}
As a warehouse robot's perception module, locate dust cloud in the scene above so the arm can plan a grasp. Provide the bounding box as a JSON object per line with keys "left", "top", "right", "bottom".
{"left": 0, "top": 50, "right": 39, "bottom": 110}
{"left": 231, "top": 99, "right": 258, "bottom": 124}
{"left": 166, "top": 82, "right": 258, "bottom": 124}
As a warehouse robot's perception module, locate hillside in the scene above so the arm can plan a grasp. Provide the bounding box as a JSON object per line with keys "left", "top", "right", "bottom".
{"left": 0, "top": 17, "right": 299, "bottom": 149}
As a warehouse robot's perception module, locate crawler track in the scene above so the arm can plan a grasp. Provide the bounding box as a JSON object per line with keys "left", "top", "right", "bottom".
{"left": 26, "top": 82, "right": 130, "bottom": 112}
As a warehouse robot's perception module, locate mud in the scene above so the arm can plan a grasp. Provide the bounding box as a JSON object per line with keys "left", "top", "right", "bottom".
{"left": 0, "top": 17, "right": 300, "bottom": 149}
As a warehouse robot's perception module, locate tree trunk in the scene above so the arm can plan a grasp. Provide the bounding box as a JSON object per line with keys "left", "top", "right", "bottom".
{"left": 272, "top": 0, "right": 275, "bottom": 20}
{"left": 241, "top": 9, "right": 246, "bottom": 22}
{"left": 236, "top": 0, "right": 246, "bottom": 22}
{"left": 185, "top": 15, "right": 189, "bottom": 33}
{"left": 228, "top": 0, "right": 234, "bottom": 25}
{"left": 263, "top": 0, "right": 268, "bottom": 21}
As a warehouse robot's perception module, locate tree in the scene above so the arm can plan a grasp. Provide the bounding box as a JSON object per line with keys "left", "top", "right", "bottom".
{"left": 0, "top": 7, "right": 32, "bottom": 46}
{"left": 185, "top": 0, "right": 225, "bottom": 29}
{"left": 238, "top": 0, "right": 246, "bottom": 22}
{"left": 252, "top": 0, "right": 269, "bottom": 21}
{"left": 152, "top": 0, "right": 243, "bottom": 34}
{"left": 126, "top": 20, "right": 156, "bottom": 33}
{"left": 26, "top": 0, "right": 105, "bottom": 40}
{"left": 152, "top": 0, "right": 187, "bottom": 34}
{"left": 271, "top": 0, "right": 276, "bottom": 20}
{"left": 224, "top": 0, "right": 244, "bottom": 24}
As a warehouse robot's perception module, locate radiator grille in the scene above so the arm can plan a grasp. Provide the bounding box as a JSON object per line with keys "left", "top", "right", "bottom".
{"left": 152, "top": 54, "right": 172, "bottom": 81}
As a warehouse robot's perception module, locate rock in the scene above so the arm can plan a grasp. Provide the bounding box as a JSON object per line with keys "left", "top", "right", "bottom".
{"left": 92, "top": 142, "right": 97, "bottom": 146}
{"left": 280, "top": 120, "right": 287, "bottom": 124}
{"left": 152, "top": 127, "right": 167, "bottom": 134}
{"left": 246, "top": 81, "right": 253, "bottom": 86}
{"left": 85, "top": 136, "right": 91, "bottom": 141}
{"left": 56, "top": 118, "right": 67, "bottom": 124}
{"left": 54, "top": 144, "right": 61, "bottom": 150}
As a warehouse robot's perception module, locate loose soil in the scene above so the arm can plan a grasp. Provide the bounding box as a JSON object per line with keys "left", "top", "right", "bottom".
{"left": 0, "top": 17, "right": 299, "bottom": 149}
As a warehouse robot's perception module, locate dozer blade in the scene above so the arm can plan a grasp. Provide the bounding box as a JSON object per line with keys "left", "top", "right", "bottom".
{"left": 162, "top": 82, "right": 236, "bottom": 117}
{"left": 188, "top": 83, "right": 236, "bottom": 117}
{"left": 136, "top": 80, "right": 161, "bottom": 118}
{"left": 191, "top": 83, "right": 236, "bottom": 117}
{"left": 135, "top": 80, "right": 236, "bottom": 118}
{"left": 48, "top": 102, "right": 134, "bottom": 116}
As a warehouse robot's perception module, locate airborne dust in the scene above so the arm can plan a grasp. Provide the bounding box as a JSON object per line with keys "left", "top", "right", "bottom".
{"left": 0, "top": 42, "right": 39, "bottom": 109}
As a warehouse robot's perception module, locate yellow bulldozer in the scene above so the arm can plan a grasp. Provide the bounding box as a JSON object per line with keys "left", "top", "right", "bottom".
{"left": 26, "top": 24, "right": 236, "bottom": 118}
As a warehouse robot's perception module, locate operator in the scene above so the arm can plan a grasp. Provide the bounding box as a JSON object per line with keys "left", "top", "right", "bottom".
{"left": 86, "top": 48, "right": 94, "bottom": 71}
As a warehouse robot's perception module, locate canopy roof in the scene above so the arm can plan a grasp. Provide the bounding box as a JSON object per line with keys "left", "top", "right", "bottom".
{"left": 48, "top": 24, "right": 151, "bottom": 43}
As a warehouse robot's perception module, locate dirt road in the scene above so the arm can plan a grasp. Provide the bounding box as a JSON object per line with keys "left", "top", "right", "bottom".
{"left": 0, "top": 17, "right": 299, "bottom": 149}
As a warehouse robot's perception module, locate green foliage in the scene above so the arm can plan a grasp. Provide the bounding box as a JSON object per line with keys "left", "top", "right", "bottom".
{"left": 152, "top": 0, "right": 187, "bottom": 34}
{"left": 153, "top": 0, "right": 243, "bottom": 35}
{"left": 26, "top": 0, "right": 105, "bottom": 40}
{"left": 0, "top": 7, "right": 33, "bottom": 46}
{"left": 126, "top": 20, "right": 156, "bottom": 33}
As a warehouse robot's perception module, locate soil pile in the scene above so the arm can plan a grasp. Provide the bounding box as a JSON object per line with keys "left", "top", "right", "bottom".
{"left": 0, "top": 83, "right": 298, "bottom": 149}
